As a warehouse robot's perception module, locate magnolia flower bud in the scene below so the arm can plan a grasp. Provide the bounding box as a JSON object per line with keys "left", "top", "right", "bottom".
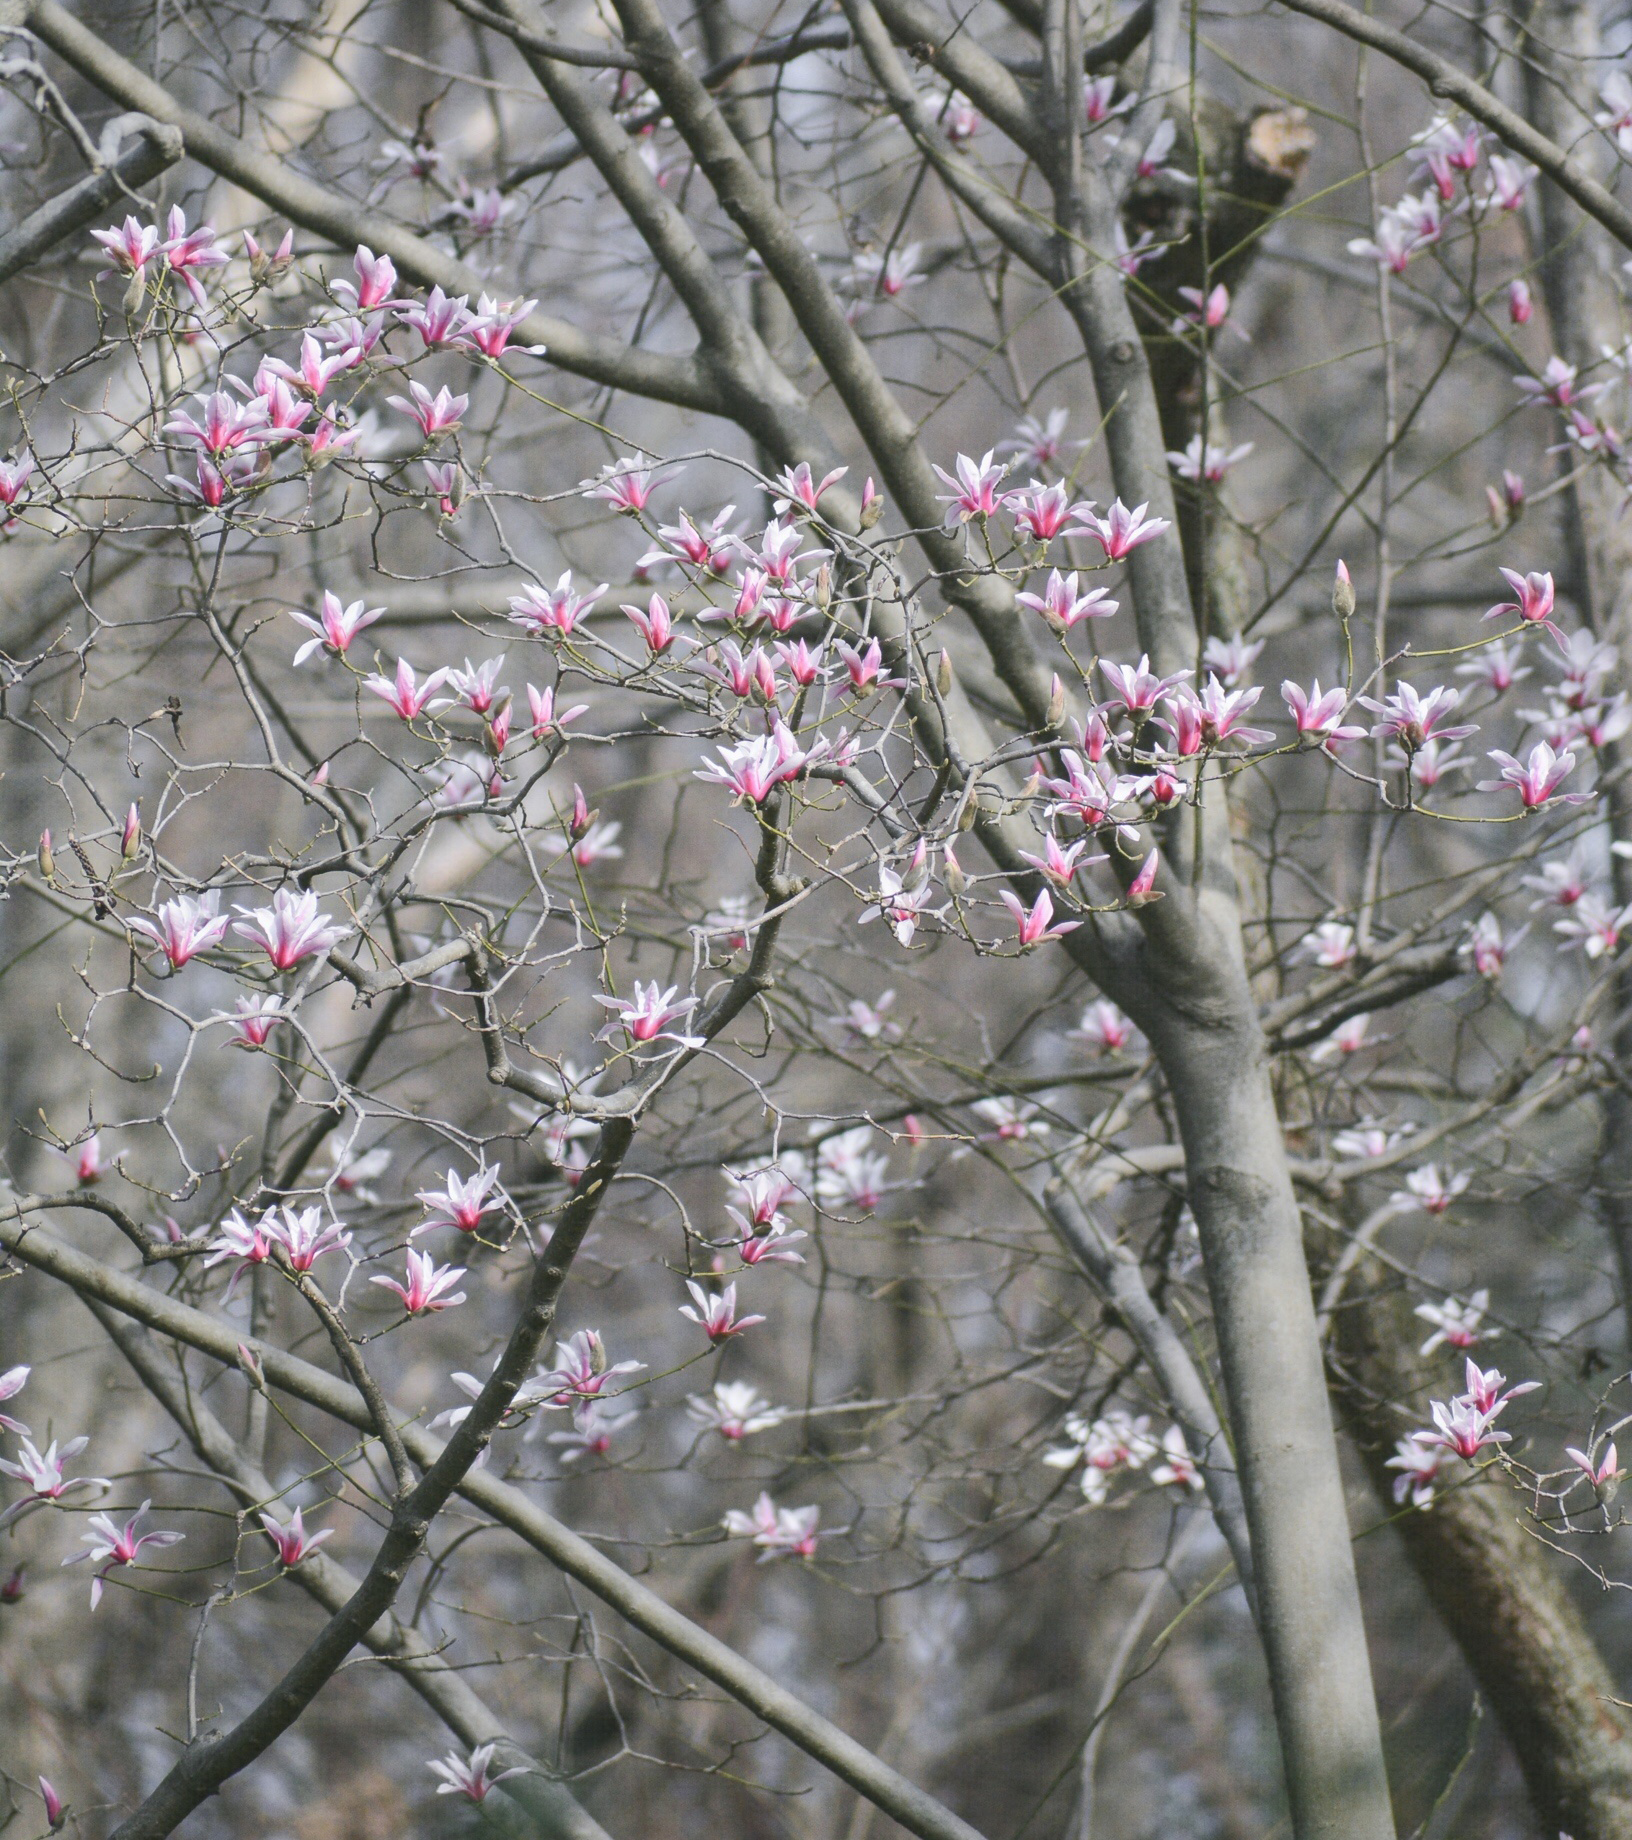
{"left": 120, "top": 802, "right": 141, "bottom": 861}
{"left": 1046, "top": 673, "right": 1066, "bottom": 727}
{"left": 237, "top": 1343, "right": 266, "bottom": 1390}
{"left": 936, "top": 649, "right": 953, "bottom": 696}
{"left": 1332, "top": 560, "right": 1355, "bottom": 621}
{"left": 0, "top": 1564, "right": 23, "bottom": 1604}
{"left": 310, "top": 761, "right": 330, "bottom": 786}
{"left": 957, "top": 792, "right": 979, "bottom": 831}
{"left": 37, "top": 829, "right": 54, "bottom": 882}
{"left": 123, "top": 269, "right": 148, "bottom": 318}
{"left": 943, "top": 842, "right": 967, "bottom": 894}
{"left": 859, "top": 477, "right": 884, "bottom": 529}
{"left": 812, "top": 565, "right": 832, "bottom": 612}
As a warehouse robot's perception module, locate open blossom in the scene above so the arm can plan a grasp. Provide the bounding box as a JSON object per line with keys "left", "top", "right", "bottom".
{"left": 1083, "top": 498, "right": 1171, "bottom": 560}
{"left": 526, "top": 683, "right": 589, "bottom": 736}
{"left": 267, "top": 1205, "right": 351, "bottom": 1271}
{"left": 127, "top": 891, "right": 230, "bottom": 968}
{"left": 0, "top": 1437, "right": 109, "bottom": 1528}
{"left": 695, "top": 725, "right": 807, "bottom": 804}
{"left": 1001, "top": 886, "right": 1081, "bottom": 946}
{"left": 447, "top": 656, "right": 508, "bottom": 716}
{"left": 1485, "top": 566, "right": 1560, "bottom": 639}
{"left": 1479, "top": 740, "right": 1585, "bottom": 808}
{"left": 1019, "top": 833, "right": 1103, "bottom": 885}
{"left": 772, "top": 461, "right": 847, "bottom": 512}
{"left": 159, "top": 206, "right": 228, "bottom": 303}
{"left": 428, "top": 1743, "right": 528, "bottom": 1803}
{"left": 362, "top": 657, "right": 452, "bottom": 720}
{"left": 467, "top": 294, "right": 542, "bottom": 359}
{"left": 1011, "top": 480, "right": 1093, "bottom": 544}
{"left": 396, "top": 286, "right": 473, "bottom": 347}
{"left": 63, "top": 1501, "right": 184, "bottom": 1609}
{"left": 1515, "top": 355, "right": 1602, "bottom": 409}
{"left": 331, "top": 244, "right": 402, "bottom": 311}
{"left": 594, "top": 980, "right": 703, "bottom": 1047}
{"left": 1359, "top": 681, "right": 1477, "bottom": 749}
{"left": 973, "top": 1095, "right": 1049, "bottom": 1140}
{"left": 1017, "top": 569, "right": 1117, "bottom": 631}
{"left": 687, "top": 1381, "right": 784, "bottom": 1440}
{"left": 387, "top": 380, "right": 468, "bottom": 437}
{"left": 1484, "top": 153, "right": 1536, "bottom": 211}
{"left": 547, "top": 1398, "right": 638, "bottom": 1463}
{"left": 372, "top": 1249, "right": 467, "bottom": 1315}
{"left": 232, "top": 888, "right": 350, "bottom": 969}
{"left": 289, "top": 591, "right": 385, "bottom": 665}
{"left": 640, "top": 505, "right": 738, "bottom": 574}
{"left": 1167, "top": 436, "right": 1253, "bottom": 482}
{"left": 1462, "top": 1358, "right": 1538, "bottom": 1415}
{"left": 533, "top": 1330, "right": 646, "bottom": 1407}
{"left": 816, "top": 1126, "right": 890, "bottom": 1211}
{"left": 1392, "top": 1164, "right": 1471, "bottom": 1216}
{"left": 1150, "top": 1425, "right": 1206, "bottom": 1491}
{"left": 204, "top": 1207, "right": 277, "bottom": 1295}
{"left": 1043, "top": 1407, "right": 1157, "bottom": 1504}
{"left": 413, "top": 1164, "right": 505, "bottom": 1235}
{"left": 0, "top": 1365, "right": 29, "bottom": 1436}
{"left": 581, "top": 457, "right": 682, "bottom": 513}
{"left": 1465, "top": 912, "right": 1521, "bottom": 979}
{"left": 859, "top": 851, "right": 937, "bottom": 946}
{"left": 726, "top": 1160, "right": 808, "bottom": 1228}
{"left": 91, "top": 213, "right": 161, "bottom": 278}
{"left": 509, "top": 571, "right": 607, "bottom": 637}
{"left": 1414, "top": 1289, "right": 1490, "bottom": 1355}
{"left": 1298, "top": 920, "right": 1356, "bottom": 967}
{"left": 1386, "top": 1436, "right": 1453, "bottom": 1507}
{"left": 680, "top": 1279, "right": 766, "bottom": 1342}
{"left": 1554, "top": 891, "right": 1632, "bottom": 957}
{"left": 1523, "top": 845, "right": 1592, "bottom": 909}
{"left": 1072, "top": 999, "right": 1133, "bottom": 1053}
{"left": 847, "top": 241, "right": 924, "bottom": 299}
{"left": 164, "top": 390, "right": 272, "bottom": 458}
{"left": 553, "top": 817, "right": 623, "bottom": 867}
{"left": 0, "top": 451, "right": 33, "bottom": 529}
{"left": 723, "top": 1491, "right": 823, "bottom": 1558}
{"left": 1416, "top": 1392, "right": 1510, "bottom": 1460}
{"left": 934, "top": 450, "right": 1010, "bottom": 523}
{"left": 259, "top": 1506, "right": 334, "bottom": 1567}
{"left": 1566, "top": 1441, "right": 1626, "bottom": 1494}
{"left": 998, "top": 408, "right": 1085, "bottom": 471}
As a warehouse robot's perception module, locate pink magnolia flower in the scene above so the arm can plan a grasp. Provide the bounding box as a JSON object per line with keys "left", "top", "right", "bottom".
{"left": 218, "top": 993, "right": 285, "bottom": 1047}
{"left": 973, "top": 1095, "right": 1049, "bottom": 1140}
{"left": 1478, "top": 740, "right": 1585, "bottom": 808}
{"left": 1083, "top": 499, "right": 1171, "bottom": 560}
{"left": 1017, "top": 568, "right": 1118, "bottom": 631}
{"left": 1072, "top": 999, "right": 1133, "bottom": 1052}
{"left": 533, "top": 1329, "right": 646, "bottom": 1407}
{"left": 695, "top": 726, "right": 807, "bottom": 804}
{"left": 58, "top": 1134, "right": 108, "bottom": 1186}
{"left": 0, "top": 1437, "right": 108, "bottom": 1528}
{"left": 90, "top": 213, "right": 160, "bottom": 278}
{"left": 594, "top": 980, "right": 703, "bottom": 1047}
{"left": 816, "top": 1126, "right": 890, "bottom": 1211}
{"left": 242, "top": 225, "right": 294, "bottom": 278}
{"left": 722, "top": 1491, "right": 823, "bottom": 1558}
{"left": 1174, "top": 282, "right": 1231, "bottom": 331}
{"left": 371, "top": 1249, "right": 467, "bottom": 1314}
{"left": 1150, "top": 1425, "right": 1206, "bottom": 1491}
{"left": 289, "top": 591, "right": 385, "bottom": 666}
{"left": 580, "top": 458, "right": 682, "bottom": 513}
{"left": 1115, "top": 223, "right": 1159, "bottom": 276}
{"left": 0, "top": 1364, "right": 30, "bottom": 1437}
{"left": 267, "top": 1205, "right": 351, "bottom": 1272}
{"left": 128, "top": 891, "right": 230, "bottom": 968}
{"left": 466, "top": 294, "right": 542, "bottom": 359}
{"left": 1411, "top": 114, "right": 1481, "bottom": 198}
{"left": 1167, "top": 436, "right": 1253, "bottom": 482}
{"left": 1123, "top": 848, "right": 1162, "bottom": 906}
{"left": 933, "top": 450, "right": 1011, "bottom": 524}
{"left": 362, "top": 657, "right": 452, "bottom": 720}
{"left": 687, "top": 1380, "right": 784, "bottom": 1440}
{"left": 1566, "top": 1441, "right": 1625, "bottom": 1493}
{"left": 526, "top": 683, "right": 588, "bottom": 736}
{"left": 452, "top": 186, "right": 510, "bottom": 235}
{"left": 772, "top": 461, "right": 847, "bottom": 512}
{"left": 331, "top": 244, "right": 402, "bottom": 312}
{"left": 428, "top": 1743, "right": 528, "bottom": 1802}
{"left": 163, "top": 390, "right": 272, "bottom": 458}
{"left": 680, "top": 1278, "right": 767, "bottom": 1342}
{"left": 62, "top": 1500, "right": 184, "bottom": 1608}
{"left": 624, "top": 592, "right": 677, "bottom": 654}
{"left": 1392, "top": 1164, "right": 1471, "bottom": 1216}
{"left": 1082, "top": 75, "right": 1133, "bottom": 127}
{"left": 259, "top": 1505, "right": 334, "bottom": 1567}
{"left": 1019, "top": 833, "right": 1102, "bottom": 885}
{"left": 1485, "top": 567, "right": 1561, "bottom": 641}
{"left": 204, "top": 1207, "right": 277, "bottom": 1295}
{"left": 1011, "top": 481, "right": 1093, "bottom": 544}
{"left": 1100, "top": 653, "right": 1190, "bottom": 716}
{"left": 1134, "top": 117, "right": 1183, "bottom": 181}
{"left": 1508, "top": 278, "right": 1533, "bottom": 324}
{"left": 413, "top": 1164, "right": 505, "bottom": 1235}
{"left": 508, "top": 571, "right": 607, "bottom": 637}
{"left": 554, "top": 817, "right": 623, "bottom": 867}
{"left": 396, "top": 286, "right": 473, "bottom": 348}
{"left": 1299, "top": 920, "right": 1356, "bottom": 967}
{"left": 734, "top": 1215, "right": 807, "bottom": 1265}
{"left": 387, "top": 380, "right": 468, "bottom": 438}
{"left": 1554, "top": 891, "right": 1632, "bottom": 957}
{"left": 159, "top": 206, "right": 228, "bottom": 305}
{"left": 1310, "top": 1013, "right": 1370, "bottom": 1062}
{"left": 1386, "top": 1435, "right": 1452, "bottom": 1507}
{"left": 1465, "top": 912, "right": 1520, "bottom": 980}
{"left": 547, "top": 1398, "right": 638, "bottom": 1462}
{"left": 445, "top": 656, "right": 509, "bottom": 717}
{"left": 1417, "top": 1392, "right": 1509, "bottom": 1460}
{"left": 775, "top": 638, "right": 828, "bottom": 686}
{"left": 0, "top": 451, "right": 34, "bottom": 529}
{"left": 836, "top": 636, "right": 902, "bottom": 694}
{"left": 1462, "top": 1359, "right": 1538, "bottom": 1415}
{"left": 640, "top": 505, "right": 739, "bottom": 574}
{"left": 997, "top": 409, "right": 1085, "bottom": 470}
{"left": 859, "top": 850, "right": 937, "bottom": 946}
{"left": 261, "top": 332, "right": 353, "bottom": 398}
{"left": 1514, "top": 355, "right": 1603, "bottom": 410}
{"left": 1359, "top": 682, "right": 1477, "bottom": 749}
{"left": 846, "top": 241, "right": 924, "bottom": 299}
{"left": 1281, "top": 678, "right": 1367, "bottom": 743}
{"left": 1414, "top": 1289, "right": 1490, "bottom": 1356}
{"left": 1001, "top": 886, "right": 1081, "bottom": 946}
{"left": 232, "top": 887, "right": 350, "bottom": 969}
{"left": 1457, "top": 640, "right": 1528, "bottom": 694}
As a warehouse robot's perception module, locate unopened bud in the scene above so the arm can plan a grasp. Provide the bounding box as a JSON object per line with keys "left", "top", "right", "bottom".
{"left": 957, "top": 794, "right": 979, "bottom": 832}
{"left": 37, "top": 829, "right": 54, "bottom": 882}
{"left": 859, "top": 478, "right": 884, "bottom": 530}
{"left": 237, "top": 1343, "right": 266, "bottom": 1391}
{"left": 120, "top": 802, "right": 141, "bottom": 861}
{"left": 813, "top": 564, "right": 832, "bottom": 612}
{"left": 943, "top": 841, "right": 967, "bottom": 894}
{"left": 310, "top": 761, "right": 330, "bottom": 786}
{"left": 123, "top": 269, "right": 147, "bottom": 317}
{"left": 484, "top": 699, "right": 513, "bottom": 757}
{"left": 1332, "top": 560, "right": 1355, "bottom": 621}
{"left": 0, "top": 1564, "right": 23, "bottom": 1604}
{"left": 936, "top": 648, "right": 953, "bottom": 696}
{"left": 1046, "top": 673, "right": 1066, "bottom": 727}
{"left": 569, "top": 784, "right": 595, "bottom": 841}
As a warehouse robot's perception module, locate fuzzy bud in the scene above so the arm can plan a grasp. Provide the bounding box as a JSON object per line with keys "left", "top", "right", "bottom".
{"left": 859, "top": 477, "right": 884, "bottom": 529}
{"left": 37, "top": 829, "right": 54, "bottom": 882}
{"left": 236, "top": 1343, "right": 266, "bottom": 1392}
{"left": 1332, "top": 560, "right": 1355, "bottom": 621}
{"left": 935, "top": 648, "right": 953, "bottom": 696}
{"left": 1046, "top": 673, "right": 1066, "bottom": 727}
{"left": 943, "top": 841, "right": 967, "bottom": 895}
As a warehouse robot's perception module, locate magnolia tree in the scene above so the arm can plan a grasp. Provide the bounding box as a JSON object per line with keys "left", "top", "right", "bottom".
{"left": 7, "top": 0, "right": 1632, "bottom": 1835}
